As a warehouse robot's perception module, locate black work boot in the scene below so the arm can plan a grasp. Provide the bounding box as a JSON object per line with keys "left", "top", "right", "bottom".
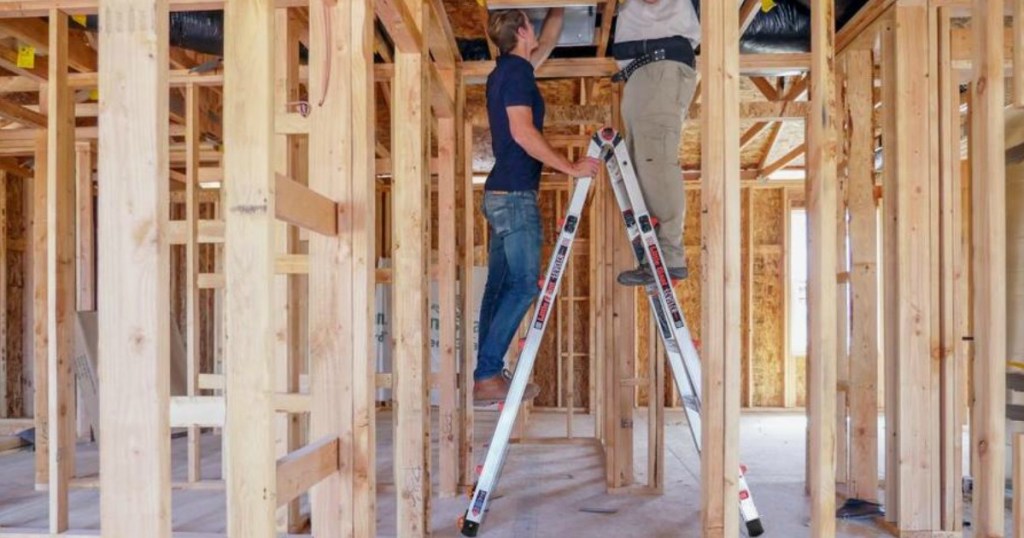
{"left": 616, "top": 264, "right": 688, "bottom": 286}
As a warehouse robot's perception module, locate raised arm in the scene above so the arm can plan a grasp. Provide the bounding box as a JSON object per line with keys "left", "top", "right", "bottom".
{"left": 507, "top": 105, "right": 600, "bottom": 177}
{"left": 530, "top": 8, "right": 564, "bottom": 68}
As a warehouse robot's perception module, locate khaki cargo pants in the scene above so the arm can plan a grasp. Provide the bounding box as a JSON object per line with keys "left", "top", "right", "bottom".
{"left": 621, "top": 60, "right": 698, "bottom": 269}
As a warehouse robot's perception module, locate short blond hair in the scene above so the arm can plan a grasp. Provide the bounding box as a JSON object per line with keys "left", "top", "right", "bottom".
{"left": 487, "top": 10, "right": 528, "bottom": 55}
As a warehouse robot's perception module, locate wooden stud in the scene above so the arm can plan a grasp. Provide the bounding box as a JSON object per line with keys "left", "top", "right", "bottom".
{"left": 883, "top": 4, "right": 940, "bottom": 531}
{"left": 699, "top": 0, "right": 740, "bottom": 534}
{"left": 845, "top": 47, "right": 878, "bottom": 503}
{"left": 32, "top": 102, "right": 48, "bottom": 489}
{"left": 223, "top": 0, "right": 277, "bottom": 535}
{"left": 46, "top": 10, "right": 75, "bottom": 532}
{"left": 351, "top": 0, "right": 379, "bottom": 534}
{"left": 184, "top": 83, "right": 202, "bottom": 484}
{"left": 392, "top": 0, "right": 430, "bottom": 528}
{"left": 880, "top": 19, "right": 900, "bottom": 524}
{"left": 937, "top": 7, "right": 964, "bottom": 530}
{"left": 272, "top": 7, "right": 301, "bottom": 531}
{"left": 74, "top": 142, "right": 93, "bottom": 312}
{"left": 971, "top": 0, "right": 1008, "bottom": 533}
{"left": 97, "top": 0, "right": 171, "bottom": 536}
{"left": 437, "top": 69, "right": 459, "bottom": 498}
{"left": 308, "top": 0, "right": 356, "bottom": 535}
{"left": 459, "top": 119, "right": 475, "bottom": 488}
{"left": 807, "top": 0, "right": 837, "bottom": 533}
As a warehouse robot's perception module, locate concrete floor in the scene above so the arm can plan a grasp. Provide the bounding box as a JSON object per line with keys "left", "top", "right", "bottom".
{"left": 0, "top": 409, "right": 1010, "bottom": 536}
{"left": 406, "top": 408, "right": 893, "bottom": 538}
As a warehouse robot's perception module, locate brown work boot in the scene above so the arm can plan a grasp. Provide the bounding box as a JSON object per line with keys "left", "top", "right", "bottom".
{"left": 473, "top": 372, "right": 540, "bottom": 405}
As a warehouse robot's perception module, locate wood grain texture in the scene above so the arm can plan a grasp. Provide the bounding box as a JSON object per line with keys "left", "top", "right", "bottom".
{"left": 844, "top": 48, "right": 878, "bottom": 503}
{"left": 223, "top": 0, "right": 277, "bottom": 535}
{"left": 806, "top": 1, "right": 837, "bottom": 534}
{"left": 97, "top": 0, "right": 171, "bottom": 536}
{"left": 970, "top": 0, "right": 1008, "bottom": 534}
{"left": 699, "top": 0, "right": 740, "bottom": 535}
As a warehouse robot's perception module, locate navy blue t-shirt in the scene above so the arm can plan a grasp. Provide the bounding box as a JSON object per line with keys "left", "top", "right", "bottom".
{"left": 485, "top": 55, "right": 545, "bottom": 192}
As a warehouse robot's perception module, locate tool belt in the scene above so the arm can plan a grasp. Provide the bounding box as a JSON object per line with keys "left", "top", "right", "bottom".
{"left": 611, "top": 36, "right": 695, "bottom": 83}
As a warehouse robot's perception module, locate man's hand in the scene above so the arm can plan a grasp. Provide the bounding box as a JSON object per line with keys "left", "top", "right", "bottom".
{"left": 568, "top": 157, "right": 601, "bottom": 178}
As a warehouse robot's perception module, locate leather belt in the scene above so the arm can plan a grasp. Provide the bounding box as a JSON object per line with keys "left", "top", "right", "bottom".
{"left": 612, "top": 36, "right": 695, "bottom": 83}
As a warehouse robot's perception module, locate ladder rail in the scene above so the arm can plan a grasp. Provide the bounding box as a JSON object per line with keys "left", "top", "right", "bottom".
{"left": 461, "top": 175, "right": 595, "bottom": 534}
{"left": 460, "top": 129, "right": 763, "bottom": 536}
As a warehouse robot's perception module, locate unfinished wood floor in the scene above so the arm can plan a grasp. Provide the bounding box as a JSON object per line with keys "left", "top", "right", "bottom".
{"left": 0, "top": 411, "right": 1005, "bottom": 536}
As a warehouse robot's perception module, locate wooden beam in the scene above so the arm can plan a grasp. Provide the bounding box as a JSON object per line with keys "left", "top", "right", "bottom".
{"left": 880, "top": 19, "right": 899, "bottom": 525}
{"left": 937, "top": 8, "right": 965, "bottom": 530}
{"left": 459, "top": 119, "right": 475, "bottom": 488}
{"left": 308, "top": 0, "right": 355, "bottom": 534}
{"left": 166, "top": 219, "right": 225, "bottom": 245}
{"left": 430, "top": 62, "right": 455, "bottom": 118}
{"left": 836, "top": 0, "right": 894, "bottom": 53}
{"left": 437, "top": 69, "right": 459, "bottom": 497}
{"left": 0, "top": 0, "right": 307, "bottom": 17}
{"left": 274, "top": 173, "right": 338, "bottom": 236}
{"left": 169, "top": 396, "right": 225, "bottom": 427}
{"left": 0, "top": 157, "right": 33, "bottom": 178}
{"left": 97, "top": 0, "right": 171, "bottom": 536}
{"left": 276, "top": 437, "right": 340, "bottom": 508}
{"left": 426, "top": 0, "right": 459, "bottom": 65}
{"left": 31, "top": 113, "right": 47, "bottom": 490}
{"left": 699, "top": 0, "right": 740, "bottom": 535}
{"left": 184, "top": 84, "right": 201, "bottom": 483}
{"left": 0, "top": 18, "right": 96, "bottom": 72}
{"left": 0, "top": 98, "right": 47, "bottom": 128}
{"left": 739, "top": 0, "right": 760, "bottom": 34}
{"left": 0, "top": 43, "right": 49, "bottom": 82}
{"left": 272, "top": 8, "right": 302, "bottom": 531}
{"left": 970, "top": 0, "right": 1008, "bottom": 534}
{"left": 393, "top": 0, "right": 430, "bottom": 526}
{"left": 748, "top": 76, "right": 779, "bottom": 100}
{"left": 223, "top": 0, "right": 277, "bottom": 535}
{"left": 45, "top": 11, "right": 75, "bottom": 533}
{"left": 595, "top": 0, "right": 616, "bottom": 57}
{"left": 887, "top": 5, "right": 940, "bottom": 530}
{"left": 375, "top": 0, "right": 424, "bottom": 54}
{"left": 844, "top": 48, "right": 878, "bottom": 503}
{"left": 806, "top": 0, "right": 837, "bottom": 534}
{"left": 761, "top": 143, "right": 805, "bottom": 177}
{"left": 74, "top": 142, "right": 93, "bottom": 312}
{"left": 462, "top": 54, "right": 812, "bottom": 84}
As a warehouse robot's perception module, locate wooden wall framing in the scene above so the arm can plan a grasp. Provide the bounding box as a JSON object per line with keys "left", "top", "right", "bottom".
{"left": 0, "top": 1, "right": 1012, "bottom": 537}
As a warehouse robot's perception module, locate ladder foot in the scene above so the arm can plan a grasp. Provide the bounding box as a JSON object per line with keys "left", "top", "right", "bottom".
{"left": 459, "top": 514, "right": 480, "bottom": 537}
{"left": 745, "top": 518, "right": 764, "bottom": 536}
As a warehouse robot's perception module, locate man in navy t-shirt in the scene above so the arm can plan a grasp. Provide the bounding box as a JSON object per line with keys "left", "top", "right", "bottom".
{"left": 474, "top": 9, "right": 600, "bottom": 403}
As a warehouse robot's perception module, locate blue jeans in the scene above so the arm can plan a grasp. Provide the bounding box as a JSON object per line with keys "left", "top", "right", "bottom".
{"left": 475, "top": 190, "right": 542, "bottom": 381}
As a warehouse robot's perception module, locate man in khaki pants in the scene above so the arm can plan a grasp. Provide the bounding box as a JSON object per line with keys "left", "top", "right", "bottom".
{"left": 612, "top": 0, "right": 699, "bottom": 286}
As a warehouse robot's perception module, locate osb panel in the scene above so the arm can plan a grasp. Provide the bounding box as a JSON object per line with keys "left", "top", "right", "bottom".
{"left": 443, "top": 0, "right": 488, "bottom": 39}
{"left": 683, "top": 189, "right": 701, "bottom": 246}
{"left": 636, "top": 188, "right": 788, "bottom": 408}
{"left": 4, "top": 176, "right": 25, "bottom": 417}
{"left": 752, "top": 252, "right": 785, "bottom": 407}
{"left": 753, "top": 188, "right": 784, "bottom": 245}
